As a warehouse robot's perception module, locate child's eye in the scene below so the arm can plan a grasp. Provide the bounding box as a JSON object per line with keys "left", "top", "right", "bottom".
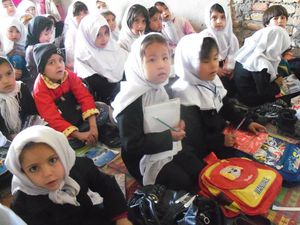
{"left": 49, "top": 156, "right": 58, "bottom": 165}
{"left": 29, "top": 166, "right": 38, "bottom": 173}
{"left": 163, "top": 56, "right": 169, "bottom": 61}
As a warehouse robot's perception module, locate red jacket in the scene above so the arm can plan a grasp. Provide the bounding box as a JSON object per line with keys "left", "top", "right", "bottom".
{"left": 33, "top": 69, "right": 98, "bottom": 136}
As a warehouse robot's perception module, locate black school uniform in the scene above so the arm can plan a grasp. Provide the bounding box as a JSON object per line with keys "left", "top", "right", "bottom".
{"left": 116, "top": 96, "right": 203, "bottom": 192}
{"left": 181, "top": 96, "right": 252, "bottom": 160}
{"left": 11, "top": 157, "right": 127, "bottom": 225}
{"left": 0, "top": 83, "right": 37, "bottom": 138}
{"left": 233, "top": 62, "right": 281, "bottom": 107}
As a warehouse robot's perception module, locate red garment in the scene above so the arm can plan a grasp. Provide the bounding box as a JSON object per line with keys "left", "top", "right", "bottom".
{"left": 33, "top": 69, "right": 97, "bottom": 135}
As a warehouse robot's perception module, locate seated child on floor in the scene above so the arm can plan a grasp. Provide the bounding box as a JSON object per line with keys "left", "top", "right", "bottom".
{"left": 5, "top": 125, "right": 132, "bottom": 225}
{"left": 118, "top": 4, "right": 149, "bottom": 52}
{"left": 202, "top": 0, "right": 239, "bottom": 97}
{"left": 64, "top": 1, "right": 88, "bottom": 70}
{"left": 172, "top": 33, "right": 266, "bottom": 160}
{"left": 154, "top": 1, "right": 195, "bottom": 49}
{"left": 25, "top": 16, "right": 54, "bottom": 80}
{"left": 112, "top": 33, "right": 202, "bottom": 192}
{"left": 233, "top": 26, "right": 290, "bottom": 106}
{"left": 74, "top": 14, "right": 127, "bottom": 105}
{"left": 263, "top": 5, "right": 300, "bottom": 79}
{"left": 33, "top": 43, "right": 120, "bottom": 149}
{"left": 145, "top": 6, "right": 162, "bottom": 33}
{"left": 101, "top": 10, "right": 119, "bottom": 41}
{"left": 0, "top": 57, "right": 38, "bottom": 147}
{"left": 2, "top": 17, "right": 32, "bottom": 88}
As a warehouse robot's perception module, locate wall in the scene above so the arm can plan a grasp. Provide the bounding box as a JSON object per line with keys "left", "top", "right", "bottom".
{"left": 231, "top": 0, "right": 300, "bottom": 48}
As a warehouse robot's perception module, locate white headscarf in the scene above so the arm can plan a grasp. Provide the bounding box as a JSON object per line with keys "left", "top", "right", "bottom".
{"left": 5, "top": 125, "right": 81, "bottom": 206}
{"left": 202, "top": 0, "right": 239, "bottom": 62}
{"left": 172, "top": 33, "right": 227, "bottom": 112}
{"left": 235, "top": 26, "right": 291, "bottom": 81}
{"left": 118, "top": 5, "right": 140, "bottom": 52}
{"left": 17, "top": 0, "right": 38, "bottom": 17}
{"left": 1, "top": 17, "right": 26, "bottom": 55}
{"left": 0, "top": 76, "right": 22, "bottom": 133}
{"left": 112, "top": 32, "right": 169, "bottom": 119}
{"left": 74, "top": 14, "right": 127, "bottom": 82}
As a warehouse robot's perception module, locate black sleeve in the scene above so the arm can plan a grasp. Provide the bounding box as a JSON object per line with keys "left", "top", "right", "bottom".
{"left": 252, "top": 69, "right": 280, "bottom": 102}
{"left": 116, "top": 97, "right": 173, "bottom": 156}
{"left": 181, "top": 105, "right": 224, "bottom": 156}
{"left": 219, "top": 97, "right": 252, "bottom": 130}
{"left": 78, "top": 158, "right": 127, "bottom": 219}
{"left": 20, "top": 83, "right": 37, "bottom": 115}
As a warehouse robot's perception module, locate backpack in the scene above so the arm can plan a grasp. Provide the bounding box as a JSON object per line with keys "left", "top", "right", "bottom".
{"left": 253, "top": 134, "right": 300, "bottom": 185}
{"left": 199, "top": 152, "right": 282, "bottom": 217}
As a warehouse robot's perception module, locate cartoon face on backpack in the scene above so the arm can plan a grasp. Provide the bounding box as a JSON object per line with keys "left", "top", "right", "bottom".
{"left": 220, "top": 166, "right": 243, "bottom": 181}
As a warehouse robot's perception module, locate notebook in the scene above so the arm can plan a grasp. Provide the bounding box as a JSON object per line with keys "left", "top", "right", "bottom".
{"left": 143, "top": 98, "right": 180, "bottom": 133}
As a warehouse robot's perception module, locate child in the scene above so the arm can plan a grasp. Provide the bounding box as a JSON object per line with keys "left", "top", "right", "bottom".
{"left": 25, "top": 15, "right": 54, "bottom": 81}
{"left": 65, "top": 1, "right": 88, "bottom": 70}
{"left": 233, "top": 26, "right": 290, "bottom": 106}
{"left": 74, "top": 14, "right": 127, "bottom": 105}
{"left": 172, "top": 33, "right": 266, "bottom": 160}
{"left": 39, "top": 0, "right": 65, "bottom": 21}
{"left": 118, "top": 4, "right": 149, "bottom": 52}
{"left": 0, "top": 0, "right": 18, "bottom": 19}
{"left": 5, "top": 125, "right": 132, "bottom": 225}
{"left": 112, "top": 33, "right": 202, "bottom": 191}
{"left": 145, "top": 6, "right": 162, "bottom": 33}
{"left": 202, "top": 1, "right": 239, "bottom": 96}
{"left": 154, "top": 1, "right": 195, "bottom": 48}
{"left": 262, "top": 5, "right": 300, "bottom": 79}
{"left": 17, "top": 0, "right": 38, "bottom": 17}
{"left": 0, "top": 57, "right": 37, "bottom": 143}
{"left": 101, "top": 10, "right": 119, "bottom": 41}
{"left": 33, "top": 43, "right": 120, "bottom": 148}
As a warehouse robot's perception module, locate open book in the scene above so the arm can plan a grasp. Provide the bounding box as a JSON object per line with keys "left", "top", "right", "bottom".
{"left": 143, "top": 98, "right": 180, "bottom": 133}
{"left": 277, "top": 74, "right": 300, "bottom": 97}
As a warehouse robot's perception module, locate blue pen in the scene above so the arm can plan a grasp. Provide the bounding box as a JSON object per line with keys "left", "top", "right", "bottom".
{"left": 153, "top": 117, "right": 178, "bottom": 132}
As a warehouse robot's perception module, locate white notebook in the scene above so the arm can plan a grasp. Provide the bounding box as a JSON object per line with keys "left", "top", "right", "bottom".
{"left": 143, "top": 98, "right": 180, "bottom": 134}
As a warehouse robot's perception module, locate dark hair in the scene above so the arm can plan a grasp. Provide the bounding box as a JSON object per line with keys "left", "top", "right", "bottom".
{"left": 0, "top": 57, "right": 13, "bottom": 70}
{"left": 101, "top": 10, "right": 116, "bottom": 19}
{"left": 140, "top": 33, "right": 168, "bottom": 58}
{"left": 200, "top": 37, "right": 219, "bottom": 60}
{"left": 210, "top": 3, "right": 224, "bottom": 14}
{"left": 127, "top": 4, "right": 149, "bottom": 29}
{"left": 154, "top": 1, "right": 168, "bottom": 9}
{"left": 263, "top": 5, "right": 288, "bottom": 27}
{"left": 73, "top": 1, "right": 88, "bottom": 17}
{"left": 148, "top": 6, "right": 160, "bottom": 18}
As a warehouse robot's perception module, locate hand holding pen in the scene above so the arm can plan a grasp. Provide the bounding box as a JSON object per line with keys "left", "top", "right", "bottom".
{"left": 153, "top": 117, "right": 186, "bottom": 141}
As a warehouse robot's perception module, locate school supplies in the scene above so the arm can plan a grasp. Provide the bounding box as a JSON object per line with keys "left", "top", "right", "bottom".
{"left": 76, "top": 145, "right": 119, "bottom": 167}
{"left": 143, "top": 98, "right": 180, "bottom": 133}
{"left": 223, "top": 126, "right": 268, "bottom": 154}
{"left": 253, "top": 134, "right": 300, "bottom": 184}
{"left": 199, "top": 152, "right": 282, "bottom": 217}
{"left": 277, "top": 74, "right": 300, "bottom": 97}
{"left": 153, "top": 117, "right": 178, "bottom": 131}
{"left": 235, "top": 117, "right": 246, "bottom": 132}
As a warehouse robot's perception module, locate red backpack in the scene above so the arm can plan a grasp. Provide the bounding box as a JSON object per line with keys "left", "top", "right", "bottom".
{"left": 199, "top": 152, "right": 282, "bottom": 217}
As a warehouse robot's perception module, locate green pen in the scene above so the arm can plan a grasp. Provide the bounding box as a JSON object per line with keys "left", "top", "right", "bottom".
{"left": 153, "top": 117, "right": 178, "bottom": 132}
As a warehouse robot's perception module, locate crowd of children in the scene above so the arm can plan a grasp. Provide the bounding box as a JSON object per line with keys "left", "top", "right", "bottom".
{"left": 0, "top": 0, "right": 298, "bottom": 224}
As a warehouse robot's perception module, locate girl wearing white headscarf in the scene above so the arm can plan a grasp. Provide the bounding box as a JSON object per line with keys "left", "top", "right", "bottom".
{"left": 172, "top": 33, "right": 266, "bottom": 160}
{"left": 202, "top": 0, "right": 239, "bottom": 96}
{"left": 17, "top": 0, "right": 38, "bottom": 17}
{"left": 74, "top": 14, "right": 127, "bottom": 104}
{"left": 0, "top": 57, "right": 37, "bottom": 143}
{"left": 112, "top": 33, "right": 202, "bottom": 190}
{"left": 233, "top": 26, "right": 291, "bottom": 106}
{"left": 118, "top": 4, "right": 149, "bottom": 52}
{"left": 1, "top": 17, "right": 26, "bottom": 57}
{"left": 5, "top": 125, "right": 130, "bottom": 225}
